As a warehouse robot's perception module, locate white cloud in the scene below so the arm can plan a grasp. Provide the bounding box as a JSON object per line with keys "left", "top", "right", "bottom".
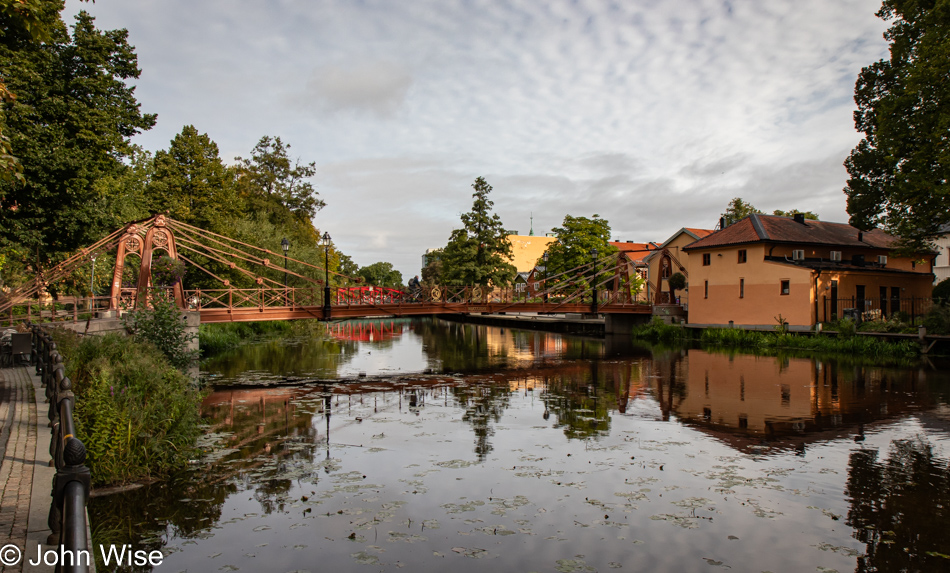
{"left": 303, "top": 59, "right": 413, "bottom": 117}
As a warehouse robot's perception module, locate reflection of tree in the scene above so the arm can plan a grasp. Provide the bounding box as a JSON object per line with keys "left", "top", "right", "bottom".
{"left": 452, "top": 382, "right": 512, "bottom": 460}
{"left": 202, "top": 336, "right": 358, "bottom": 381}
{"left": 846, "top": 438, "right": 950, "bottom": 572}
{"left": 541, "top": 362, "right": 623, "bottom": 439}
{"left": 88, "top": 478, "right": 235, "bottom": 573}
{"left": 417, "top": 319, "right": 494, "bottom": 372}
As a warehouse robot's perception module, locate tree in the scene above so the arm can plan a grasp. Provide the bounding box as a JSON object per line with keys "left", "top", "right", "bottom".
{"left": 0, "top": 10, "right": 155, "bottom": 265}
{"left": 356, "top": 261, "right": 403, "bottom": 289}
{"left": 773, "top": 209, "right": 819, "bottom": 220}
{"left": 440, "top": 177, "right": 516, "bottom": 286}
{"left": 421, "top": 252, "right": 444, "bottom": 285}
{"left": 149, "top": 126, "right": 241, "bottom": 233}
{"left": 722, "top": 198, "right": 761, "bottom": 226}
{"left": 542, "top": 214, "right": 617, "bottom": 279}
{"left": 844, "top": 0, "right": 950, "bottom": 253}
{"left": 934, "top": 277, "right": 950, "bottom": 304}
{"left": 234, "top": 136, "right": 324, "bottom": 224}
{"left": 667, "top": 272, "right": 686, "bottom": 302}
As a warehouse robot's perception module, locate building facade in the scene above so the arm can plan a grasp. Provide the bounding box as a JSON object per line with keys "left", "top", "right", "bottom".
{"left": 644, "top": 228, "right": 714, "bottom": 307}
{"left": 683, "top": 214, "right": 935, "bottom": 328}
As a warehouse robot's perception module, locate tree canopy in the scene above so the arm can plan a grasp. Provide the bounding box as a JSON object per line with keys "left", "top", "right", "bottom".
{"left": 844, "top": 0, "right": 950, "bottom": 252}
{"left": 0, "top": 10, "right": 155, "bottom": 265}
{"left": 722, "top": 198, "right": 762, "bottom": 226}
{"left": 440, "top": 177, "right": 516, "bottom": 286}
{"left": 356, "top": 261, "right": 404, "bottom": 289}
{"left": 541, "top": 214, "right": 617, "bottom": 281}
{"left": 773, "top": 209, "right": 819, "bottom": 220}
{"left": 235, "top": 135, "right": 325, "bottom": 224}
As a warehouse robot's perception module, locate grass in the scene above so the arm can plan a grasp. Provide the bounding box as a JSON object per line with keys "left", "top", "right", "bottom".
{"left": 631, "top": 317, "right": 690, "bottom": 344}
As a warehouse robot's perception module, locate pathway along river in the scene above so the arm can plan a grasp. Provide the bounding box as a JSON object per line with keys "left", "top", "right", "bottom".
{"left": 92, "top": 318, "right": 950, "bottom": 572}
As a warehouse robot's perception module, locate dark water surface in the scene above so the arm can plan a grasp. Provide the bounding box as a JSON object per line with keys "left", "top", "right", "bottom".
{"left": 92, "top": 318, "right": 950, "bottom": 572}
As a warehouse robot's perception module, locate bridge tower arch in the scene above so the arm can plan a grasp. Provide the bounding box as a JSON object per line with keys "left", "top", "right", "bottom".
{"left": 109, "top": 215, "right": 185, "bottom": 310}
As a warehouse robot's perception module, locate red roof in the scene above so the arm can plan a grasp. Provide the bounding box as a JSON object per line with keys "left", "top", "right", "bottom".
{"left": 683, "top": 214, "right": 897, "bottom": 250}
{"left": 609, "top": 241, "right": 657, "bottom": 264}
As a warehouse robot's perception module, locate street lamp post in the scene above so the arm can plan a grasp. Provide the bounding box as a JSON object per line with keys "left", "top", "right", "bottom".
{"left": 89, "top": 254, "right": 97, "bottom": 310}
{"left": 281, "top": 238, "right": 290, "bottom": 306}
{"left": 590, "top": 247, "right": 599, "bottom": 314}
{"left": 322, "top": 232, "right": 331, "bottom": 319}
{"left": 281, "top": 238, "right": 290, "bottom": 286}
{"left": 542, "top": 251, "right": 549, "bottom": 305}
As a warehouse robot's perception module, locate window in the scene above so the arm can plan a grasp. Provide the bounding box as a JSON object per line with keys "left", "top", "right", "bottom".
{"left": 780, "top": 280, "right": 790, "bottom": 295}
{"left": 704, "top": 280, "right": 708, "bottom": 299}
{"left": 738, "top": 249, "right": 747, "bottom": 264}
{"left": 702, "top": 253, "right": 711, "bottom": 266}
{"left": 739, "top": 278, "right": 744, "bottom": 298}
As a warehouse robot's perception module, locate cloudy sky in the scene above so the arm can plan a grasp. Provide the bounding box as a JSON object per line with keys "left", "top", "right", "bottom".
{"left": 64, "top": 0, "right": 890, "bottom": 279}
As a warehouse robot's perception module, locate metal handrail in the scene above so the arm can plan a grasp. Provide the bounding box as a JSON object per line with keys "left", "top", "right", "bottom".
{"left": 31, "top": 324, "right": 91, "bottom": 573}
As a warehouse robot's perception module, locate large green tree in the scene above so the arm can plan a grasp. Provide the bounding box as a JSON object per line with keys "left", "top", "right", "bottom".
{"left": 234, "top": 135, "right": 325, "bottom": 224}
{"left": 0, "top": 9, "right": 155, "bottom": 264}
{"left": 356, "top": 261, "right": 403, "bottom": 289}
{"left": 148, "top": 125, "right": 241, "bottom": 233}
{"left": 844, "top": 0, "right": 950, "bottom": 252}
{"left": 440, "top": 177, "right": 516, "bottom": 286}
{"left": 541, "top": 214, "right": 616, "bottom": 279}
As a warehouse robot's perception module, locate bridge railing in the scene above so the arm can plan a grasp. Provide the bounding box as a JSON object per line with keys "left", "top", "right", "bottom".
{"left": 31, "top": 325, "right": 92, "bottom": 573}
{"left": 2, "top": 296, "right": 114, "bottom": 327}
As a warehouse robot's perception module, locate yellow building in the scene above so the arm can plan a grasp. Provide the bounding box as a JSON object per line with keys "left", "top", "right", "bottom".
{"left": 507, "top": 235, "right": 557, "bottom": 273}
{"left": 684, "top": 214, "right": 934, "bottom": 328}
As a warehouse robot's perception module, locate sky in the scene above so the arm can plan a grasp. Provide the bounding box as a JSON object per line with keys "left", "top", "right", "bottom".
{"left": 63, "top": 0, "right": 891, "bottom": 280}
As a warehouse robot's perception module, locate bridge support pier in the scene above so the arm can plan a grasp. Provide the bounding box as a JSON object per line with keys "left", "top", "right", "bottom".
{"left": 604, "top": 313, "right": 652, "bottom": 335}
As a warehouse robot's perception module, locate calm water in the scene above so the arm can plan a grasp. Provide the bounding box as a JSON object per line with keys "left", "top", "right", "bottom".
{"left": 92, "top": 318, "right": 950, "bottom": 573}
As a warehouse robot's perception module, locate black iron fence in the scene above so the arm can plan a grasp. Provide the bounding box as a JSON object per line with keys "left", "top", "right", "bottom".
{"left": 821, "top": 296, "right": 933, "bottom": 324}
{"left": 31, "top": 325, "right": 91, "bottom": 573}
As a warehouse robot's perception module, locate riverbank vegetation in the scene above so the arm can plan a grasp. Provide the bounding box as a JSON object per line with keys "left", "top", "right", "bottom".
{"left": 53, "top": 329, "right": 203, "bottom": 487}
{"left": 199, "top": 320, "right": 295, "bottom": 355}
{"left": 631, "top": 316, "right": 923, "bottom": 360}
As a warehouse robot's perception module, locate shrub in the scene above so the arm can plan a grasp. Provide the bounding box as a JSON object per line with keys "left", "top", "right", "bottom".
{"left": 631, "top": 316, "right": 688, "bottom": 344}
{"left": 934, "top": 278, "right": 950, "bottom": 305}
{"left": 198, "top": 320, "right": 295, "bottom": 356}
{"left": 122, "top": 295, "right": 198, "bottom": 369}
{"left": 53, "top": 330, "right": 203, "bottom": 486}
{"left": 923, "top": 305, "right": 950, "bottom": 335}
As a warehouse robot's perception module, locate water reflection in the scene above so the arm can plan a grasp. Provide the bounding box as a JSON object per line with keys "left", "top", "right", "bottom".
{"left": 90, "top": 327, "right": 950, "bottom": 573}
{"left": 847, "top": 436, "right": 950, "bottom": 571}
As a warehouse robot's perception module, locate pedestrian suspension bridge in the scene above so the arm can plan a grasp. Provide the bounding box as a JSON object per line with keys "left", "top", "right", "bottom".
{"left": 1, "top": 214, "right": 657, "bottom": 326}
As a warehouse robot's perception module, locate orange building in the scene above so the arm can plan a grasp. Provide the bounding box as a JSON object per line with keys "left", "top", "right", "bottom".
{"left": 684, "top": 214, "right": 934, "bottom": 328}
{"left": 644, "top": 228, "right": 714, "bottom": 307}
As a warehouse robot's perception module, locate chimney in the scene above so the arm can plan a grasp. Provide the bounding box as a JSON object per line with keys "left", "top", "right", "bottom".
{"left": 719, "top": 216, "right": 726, "bottom": 229}
{"left": 793, "top": 213, "right": 805, "bottom": 224}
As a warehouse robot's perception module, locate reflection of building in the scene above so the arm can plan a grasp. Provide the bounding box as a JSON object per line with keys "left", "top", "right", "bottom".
{"left": 672, "top": 349, "right": 930, "bottom": 450}
{"left": 684, "top": 214, "right": 934, "bottom": 327}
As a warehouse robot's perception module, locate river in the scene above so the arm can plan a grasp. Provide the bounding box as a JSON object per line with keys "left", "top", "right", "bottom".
{"left": 90, "top": 317, "right": 950, "bottom": 572}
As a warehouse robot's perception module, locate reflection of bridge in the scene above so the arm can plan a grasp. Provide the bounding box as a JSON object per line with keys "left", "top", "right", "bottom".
{"left": 1, "top": 214, "right": 654, "bottom": 326}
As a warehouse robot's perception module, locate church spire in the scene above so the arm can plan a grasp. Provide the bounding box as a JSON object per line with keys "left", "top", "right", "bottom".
{"left": 529, "top": 212, "right": 534, "bottom": 236}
